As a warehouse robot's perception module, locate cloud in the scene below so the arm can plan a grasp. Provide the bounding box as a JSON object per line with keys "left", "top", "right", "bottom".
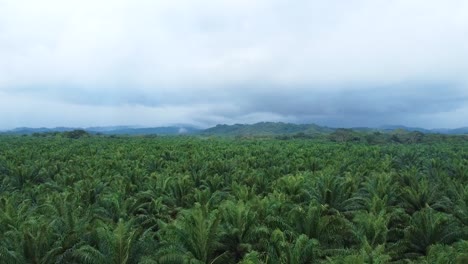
{"left": 0, "top": 0, "right": 468, "bottom": 129}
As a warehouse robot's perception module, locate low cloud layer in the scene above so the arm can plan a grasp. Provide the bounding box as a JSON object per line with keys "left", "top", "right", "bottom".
{"left": 1, "top": 0, "right": 468, "bottom": 129}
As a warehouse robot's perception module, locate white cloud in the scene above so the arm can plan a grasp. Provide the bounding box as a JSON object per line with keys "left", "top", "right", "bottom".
{"left": 0, "top": 0, "right": 467, "bottom": 128}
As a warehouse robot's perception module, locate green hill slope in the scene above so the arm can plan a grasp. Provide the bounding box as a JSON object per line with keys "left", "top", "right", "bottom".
{"left": 202, "top": 122, "right": 334, "bottom": 136}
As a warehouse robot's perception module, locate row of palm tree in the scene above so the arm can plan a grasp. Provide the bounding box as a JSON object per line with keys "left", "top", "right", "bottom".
{"left": 0, "top": 135, "right": 467, "bottom": 263}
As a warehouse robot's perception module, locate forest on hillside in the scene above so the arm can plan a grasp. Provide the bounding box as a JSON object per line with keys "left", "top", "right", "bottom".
{"left": 0, "top": 134, "right": 467, "bottom": 263}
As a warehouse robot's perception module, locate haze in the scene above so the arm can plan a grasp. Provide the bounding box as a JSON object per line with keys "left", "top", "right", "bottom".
{"left": 1, "top": 0, "right": 468, "bottom": 129}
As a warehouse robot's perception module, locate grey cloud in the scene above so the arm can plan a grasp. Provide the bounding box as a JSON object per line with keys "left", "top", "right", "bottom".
{"left": 2, "top": 81, "right": 468, "bottom": 129}
{"left": 1, "top": 0, "right": 468, "bottom": 129}
{"left": 249, "top": 84, "right": 466, "bottom": 116}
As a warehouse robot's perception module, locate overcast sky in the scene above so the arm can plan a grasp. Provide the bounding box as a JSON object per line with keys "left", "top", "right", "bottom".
{"left": 1, "top": 0, "right": 468, "bottom": 129}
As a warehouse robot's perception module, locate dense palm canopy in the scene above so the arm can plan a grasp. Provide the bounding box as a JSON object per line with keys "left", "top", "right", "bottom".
{"left": 0, "top": 134, "right": 466, "bottom": 263}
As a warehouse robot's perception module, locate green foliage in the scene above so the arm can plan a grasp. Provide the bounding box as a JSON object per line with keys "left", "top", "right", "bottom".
{"left": 63, "top": 129, "right": 90, "bottom": 139}
{"left": 422, "top": 240, "right": 468, "bottom": 263}
{"left": 0, "top": 135, "right": 466, "bottom": 263}
{"left": 404, "top": 208, "right": 462, "bottom": 257}
{"left": 328, "top": 129, "right": 361, "bottom": 142}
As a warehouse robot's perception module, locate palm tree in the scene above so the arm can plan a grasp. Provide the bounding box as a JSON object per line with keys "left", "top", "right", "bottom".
{"left": 324, "top": 242, "right": 391, "bottom": 264}
{"left": 238, "top": 251, "right": 265, "bottom": 264}
{"left": 162, "top": 175, "right": 195, "bottom": 210}
{"left": 219, "top": 200, "right": 269, "bottom": 261}
{"left": 352, "top": 211, "right": 389, "bottom": 248}
{"left": 404, "top": 208, "right": 461, "bottom": 257}
{"left": 450, "top": 184, "right": 468, "bottom": 228}
{"left": 266, "top": 229, "right": 319, "bottom": 264}
{"left": 274, "top": 174, "right": 311, "bottom": 204}
{"left": 355, "top": 173, "right": 398, "bottom": 211}
{"left": 126, "top": 191, "right": 170, "bottom": 231}
{"left": 41, "top": 193, "right": 98, "bottom": 263}
{"left": 159, "top": 204, "right": 229, "bottom": 264}
{"left": 74, "top": 219, "right": 154, "bottom": 264}
{"left": 423, "top": 240, "right": 468, "bottom": 264}
{"left": 230, "top": 182, "right": 257, "bottom": 202}
{"left": 399, "top": 178, "right": 451, "bottom": 214}
{"left": 289, "top": 202, "right": 352, "bottom": 248}
{"left": 449, "top": 159, "right": 468, "bottom": 181}
{"left": 310, "top": 174, "right": 356, "bottom": 213}
{"left": 20, "top": 217, "right": 57, "bottom": 264}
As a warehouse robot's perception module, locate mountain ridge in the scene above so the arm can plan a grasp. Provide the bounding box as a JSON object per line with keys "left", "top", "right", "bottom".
{"left": 1, "top": 126, "right": 200, "bottom": 135}
{"left": 1, "top": 122, "right": 468, "bottom": 135}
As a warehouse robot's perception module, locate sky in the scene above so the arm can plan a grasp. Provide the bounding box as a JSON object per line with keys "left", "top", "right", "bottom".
{"left": 1, "top": 0, "right": 468, "bottom": 129}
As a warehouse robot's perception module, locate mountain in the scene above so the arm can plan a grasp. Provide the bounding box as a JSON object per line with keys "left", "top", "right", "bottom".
{"left": 5, "top": 127, "right": 78, "bottom": 134}
{"left": 435, "top": 127, "right": 468, "bottom": 135}
{"left": 1, "top": 126, "right": 200, "bottom": 135}
{"left": 202, "top": 122, "right": 334, "bottom": 136}
{"left": 380, "top": 125, "right": 468, "bottom": 135}
{"left": 87, "top": 126, "right": 200, "bottom": 135}
{"left": 203, "top": 123, "right": 468, "bottom": 136}
{"left": 379, "top": 125, "right": 432, "bottom": 133}
{"left": 2, "top": 123, "right": 468, "bottom": 136}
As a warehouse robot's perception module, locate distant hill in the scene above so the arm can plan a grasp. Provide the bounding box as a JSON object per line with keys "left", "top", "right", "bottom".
{"left": 5, "top": 127, "right": 78, "bottom": 134}
{"left": 380, "top": 125, "right": 468, "bottom": 135}
{"left": 2, "top": 123, "right": 468, "bottom": 136}
{"left": 202, "top": 122, "right": 334, "bottom": 136}
{"left": 379, "top": 125, "right": 431, "bottom": 133}
{"left": 87, "top": 126, "right": 200, "bottom": 135}
{"left": 1, "top": 126, "right": 200, "bottom": 135}
{"left": 202, "top": 122, "right": 468, "bottom": 136}
{"left": 437, "top": 127, "right": 468, "bottom": 135}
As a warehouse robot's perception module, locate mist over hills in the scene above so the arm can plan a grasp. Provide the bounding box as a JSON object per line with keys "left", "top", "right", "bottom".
{"left": 1, "top": 126, "right": 199, "bottom": 135}
{"left": 202, "top": 122, "right": 335, "bottom": 136}
{"left": 202, "top": 123, "right": 468, "bottom": 136}
{"left": 2, "top": 122, "right": 468, "bottom": 136}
